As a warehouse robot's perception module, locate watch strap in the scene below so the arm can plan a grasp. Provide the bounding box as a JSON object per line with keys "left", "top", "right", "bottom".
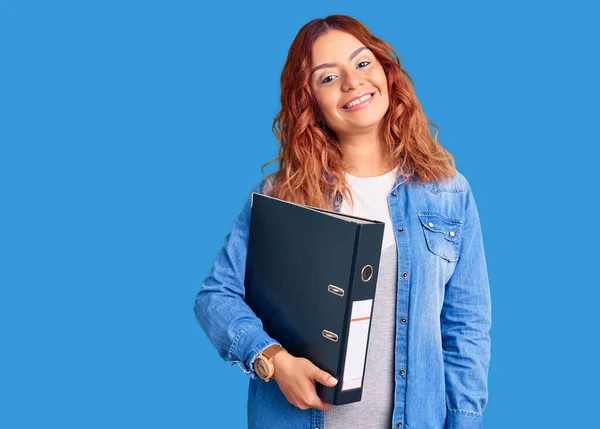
{"left": 262, "top": 344, "right": 284, "bottom": 360}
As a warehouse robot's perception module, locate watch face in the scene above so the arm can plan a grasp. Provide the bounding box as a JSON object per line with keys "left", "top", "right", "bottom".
{"left": 255, "top": 358, "right": 269, "bottom": 378}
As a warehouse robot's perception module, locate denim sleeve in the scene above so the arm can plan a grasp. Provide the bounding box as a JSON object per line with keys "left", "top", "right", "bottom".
{"left": 442, "top": 179, "right": 492, "bottom": 429}
{"left": 193, "top": 178, "right": 282, "bottom": 379}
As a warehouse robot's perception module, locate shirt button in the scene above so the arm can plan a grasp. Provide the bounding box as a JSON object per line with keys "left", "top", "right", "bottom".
{"left": 397, "top": 227, "right": 404, "bottom": 232}
{"left": 450, "top": 231, "right": 455, "bottom": 237}
{"left": 402, "top": 272, "right": 408, "bottom": 278}
{"left": 392, "top": 192, "right": 397, "bottom": 197}
{"left": 428, "top": 222, "right": 434, "bottom": 227}
{"left": 400, "top": 369, "right": 405, "bottom": 376}
{"left": 396, "top": 423, "right": 403, "bottom": 428}
{"left": 401, "top": 317, "right": 407, "bottom": 323}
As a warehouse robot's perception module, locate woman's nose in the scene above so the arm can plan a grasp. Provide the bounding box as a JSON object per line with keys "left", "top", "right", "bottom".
{"left": 341, "top": 69, "right": 362, "bottom": 92}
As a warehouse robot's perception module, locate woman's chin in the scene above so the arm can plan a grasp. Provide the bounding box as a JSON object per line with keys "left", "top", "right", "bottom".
{"left": 346, "top": 112, "right": 386, "bottom": 129}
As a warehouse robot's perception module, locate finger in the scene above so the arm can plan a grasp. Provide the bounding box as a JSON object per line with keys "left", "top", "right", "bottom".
{"left": 306, "top": 393, "right": 332, "bottom": 412}
{"left": 315, "top": 368, "right": 338, "bottom": 387}
{"left": 313, "top": 398, "right": 333, "bottom": 411}
{"left": 320, "top": 401, "right": 333, "bottom": 411}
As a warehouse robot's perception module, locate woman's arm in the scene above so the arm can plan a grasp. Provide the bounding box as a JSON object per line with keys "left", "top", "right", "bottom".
{"left": 193, "top": 178, "right": 282, "bottom": 379}
{"left": 441, "top": 178, "right": 492, "bottom": 429}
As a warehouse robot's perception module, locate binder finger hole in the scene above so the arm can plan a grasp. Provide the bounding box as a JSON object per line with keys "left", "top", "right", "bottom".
{"left": 361, "top": 265, "right": 373, "bottom": 282}
{"left": 322, "top": 330, "right": 339, "bottom": 342}
{"left": 328, "top": 284, "right": 344, "bottom": 297}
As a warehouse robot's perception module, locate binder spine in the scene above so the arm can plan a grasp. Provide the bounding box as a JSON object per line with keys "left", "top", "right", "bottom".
{"left": 333, "top": 223, "right": 383, "bottom": 404}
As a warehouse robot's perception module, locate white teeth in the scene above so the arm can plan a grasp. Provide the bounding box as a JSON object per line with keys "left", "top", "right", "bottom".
{"left": 344, "top": 93, "right": 372, "bottom": 109}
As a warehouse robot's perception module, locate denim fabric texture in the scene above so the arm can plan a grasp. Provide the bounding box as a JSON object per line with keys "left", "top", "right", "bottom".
{"left": 193, "top": 169, "right": 492, "bottom": 429}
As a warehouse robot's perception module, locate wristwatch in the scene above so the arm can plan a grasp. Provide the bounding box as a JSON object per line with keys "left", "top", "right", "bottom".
{"left": 253, "top": 344, "right": 285, "bottom": 382}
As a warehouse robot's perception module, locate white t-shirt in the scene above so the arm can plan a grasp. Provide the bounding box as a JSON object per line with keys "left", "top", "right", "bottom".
{"left": 339, "top": 166, "right": 399, "bottom": 251}
{"left": 325, "top": 166, "right": 400, "bottom": 428}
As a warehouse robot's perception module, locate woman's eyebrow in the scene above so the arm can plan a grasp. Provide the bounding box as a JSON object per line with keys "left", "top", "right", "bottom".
{"left": 310, "top": 46, "right": 370, "bottom": 77}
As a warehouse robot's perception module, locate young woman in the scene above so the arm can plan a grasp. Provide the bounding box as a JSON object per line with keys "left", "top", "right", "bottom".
{"left": 194, "top": 15, "right": 492, "bottom": 429}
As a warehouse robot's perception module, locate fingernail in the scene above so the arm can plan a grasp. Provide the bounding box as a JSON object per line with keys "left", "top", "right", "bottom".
{"left": 329, "top": 377, "right": 338, "bottom": 385}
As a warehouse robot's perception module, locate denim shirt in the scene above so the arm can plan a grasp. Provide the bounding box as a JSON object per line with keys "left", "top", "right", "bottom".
{"left": 193, "top": 169, "right": 492, "bottom": 429}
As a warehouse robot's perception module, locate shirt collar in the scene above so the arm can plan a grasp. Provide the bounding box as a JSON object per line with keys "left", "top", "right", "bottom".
{"left": 323, "top": 167, "right": 412, "bottom": 187}
{"left": 324, "top": 167, "right": 413, "bottom": 212}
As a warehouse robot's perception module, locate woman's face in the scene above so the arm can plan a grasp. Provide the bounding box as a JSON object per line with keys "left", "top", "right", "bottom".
{"left": 309, "top": 30, "right": 389, "bottom": 136}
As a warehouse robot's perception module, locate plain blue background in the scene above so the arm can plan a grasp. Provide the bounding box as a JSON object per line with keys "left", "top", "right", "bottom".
{"left": 1, "top": 1, "right": 598, "bottom": 427}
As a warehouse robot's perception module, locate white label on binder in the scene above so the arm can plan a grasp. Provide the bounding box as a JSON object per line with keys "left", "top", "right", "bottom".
{"left": 341, "top": 299, "right": 373, "bottom": 391}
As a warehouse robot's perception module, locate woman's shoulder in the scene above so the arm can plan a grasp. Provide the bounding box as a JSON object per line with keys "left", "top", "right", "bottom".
{"left": 416, "top": 169, "right": 469, "bottom": 194}
{"left": 255, "top": 173, "right": 276, "bottom": 195}
{"left": 243, "top": 174, "right": 276, "bottom": 201}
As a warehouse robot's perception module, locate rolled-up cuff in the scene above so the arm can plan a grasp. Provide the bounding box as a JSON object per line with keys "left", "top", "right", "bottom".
{"left": 446, "top": 409, "right": 483, "bottom": 429}
{"left": 228, "top": 324, "right": 282, "bottom": 379}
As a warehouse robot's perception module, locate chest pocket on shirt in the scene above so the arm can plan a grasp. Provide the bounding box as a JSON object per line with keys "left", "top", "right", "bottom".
{"left": 417, "top": 212, "right": 462, "bottom": 262}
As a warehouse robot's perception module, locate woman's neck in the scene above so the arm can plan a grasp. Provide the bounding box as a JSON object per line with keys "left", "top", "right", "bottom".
{"left": 339, "top": 138, "right": 393, "bottom": 178}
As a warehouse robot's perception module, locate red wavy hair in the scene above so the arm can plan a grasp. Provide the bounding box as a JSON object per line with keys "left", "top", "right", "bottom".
{"left": 261, "top": 14, "right": 456, "bottom": 210}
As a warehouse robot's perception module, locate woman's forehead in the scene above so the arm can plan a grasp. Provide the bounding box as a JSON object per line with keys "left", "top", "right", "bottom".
{"left": 311, "top": 30, "right": 365, "bottom": 63}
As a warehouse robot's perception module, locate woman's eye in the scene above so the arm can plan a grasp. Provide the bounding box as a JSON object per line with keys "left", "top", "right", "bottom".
{"left": 320, "top": 62, "right": 369, "bottom": 84}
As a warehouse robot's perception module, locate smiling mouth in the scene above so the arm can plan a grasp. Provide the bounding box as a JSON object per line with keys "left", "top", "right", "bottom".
{"left": 342, "top": 92, "right": 376, "bottom": 109}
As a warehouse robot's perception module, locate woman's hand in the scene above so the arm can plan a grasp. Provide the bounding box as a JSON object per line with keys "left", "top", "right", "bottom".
{"left": 271, "top": 350, "right": 338, "bottom": 411}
